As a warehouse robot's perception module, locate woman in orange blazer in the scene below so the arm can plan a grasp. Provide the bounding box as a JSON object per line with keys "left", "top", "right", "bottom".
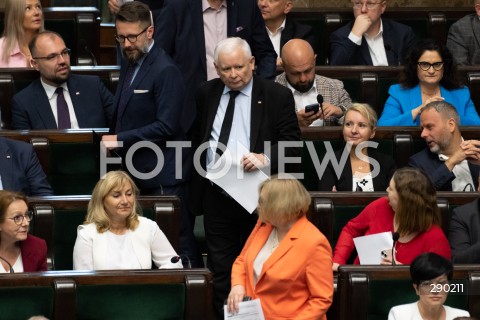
{"left": 227, "top": 175, "right": 334, "bottom": 319}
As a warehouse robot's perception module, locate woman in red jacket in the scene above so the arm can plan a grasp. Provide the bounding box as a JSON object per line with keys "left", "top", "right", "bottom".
{"left": 0, "top": 190, "right": 47, "bottom": 272}
{"left": 332, "top": 167, "right": 451, "bottom": 271}
{"left": 227, "top": 175, "right": 333, "bottom": 319}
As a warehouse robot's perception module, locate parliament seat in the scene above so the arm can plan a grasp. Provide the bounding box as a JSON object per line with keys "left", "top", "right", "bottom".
{"left": 0, "top": 269, "right": 213, "bottom": 320}
{"left": 28, "top": 195, "right": 180, "bottom": 270}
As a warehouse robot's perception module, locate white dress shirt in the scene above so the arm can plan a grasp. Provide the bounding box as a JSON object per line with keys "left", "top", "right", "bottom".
{"left": 348, "top": 20, "right": 389, "bottom": 66}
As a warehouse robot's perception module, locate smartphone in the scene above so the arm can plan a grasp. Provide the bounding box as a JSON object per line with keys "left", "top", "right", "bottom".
{"left": 305, "top": 103, "right": 319, "bottom": 113}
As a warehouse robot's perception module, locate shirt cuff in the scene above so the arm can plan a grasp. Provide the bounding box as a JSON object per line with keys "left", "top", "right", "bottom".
{"left": 348, "top": 32, "right": 362, "bottom": 45}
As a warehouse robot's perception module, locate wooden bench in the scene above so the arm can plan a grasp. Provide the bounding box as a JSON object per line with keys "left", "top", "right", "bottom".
{"left": 0, "top": 66, "right": 119, "bottom": 129}
{"left": 337, "top": 265, "right": 480, "bottom": 320}
{"left": 28, "top": 195, "right": 180, "bottom": 271}
{"left": 0, "top": 269, "right": 213, "bottom": 320}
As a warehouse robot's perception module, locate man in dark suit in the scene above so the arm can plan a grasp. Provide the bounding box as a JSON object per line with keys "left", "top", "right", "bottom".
{"left": 0, "top": 137, "right": 53, "bottom": 196}
{"left": 446, "top": 0, "right": 480, "bottom": 65}
{"left": 11, "top": 31, "right": 114, "bottom": 130}
{"left": 330, "top": 0, "right": 415, "bottom": 66}
{"left": 449, "top": 195, "right": 480, "bottom": 263}
{"left": 191, "top": 37, "right": 300, "bottom": 318}
{"left": 102, "top": 1, "right": 202, "bottom": 268}
{"left": 409, "top": 101, "right": 480, "bottom": 191}
{"left": 258, "top": 0, "right": 315, "bottom": 66}
{"left": 155, "top": 0, "right": 277, "bottom": 133}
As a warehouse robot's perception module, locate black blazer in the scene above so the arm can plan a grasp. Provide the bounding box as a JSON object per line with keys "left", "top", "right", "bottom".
{"left": 318, "top": 147, "right": 396, "bottom": 191}
{"left": 330, "top": 18, "right": 416, "bottom": 66}
{"left": 408, "top": 148, "right": 480, "bottom": 191}
{"left": 11, "top": 74, "right": 114, "bottom": 130}
{"left": 449, "top": 198, "right": 480, "bottom": 263}
{"left": 280, "top": 17, "right": 316, "bottom": 53}
{"left": 190, "top": 76, "right": 300, "bottom": 212}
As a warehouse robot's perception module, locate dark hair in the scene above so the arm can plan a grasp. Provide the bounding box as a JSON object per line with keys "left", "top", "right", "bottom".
{"left": 410, "top": 252, "right": 453, "bottom": 286}
{"left": 28, "top": 30, "right": 63, "bottom": 57}
{"left": 399, "top": 39, "right": 461, "bottom": 90}
{"left": 115, "top": 1, "right": 152, "bottom": 28}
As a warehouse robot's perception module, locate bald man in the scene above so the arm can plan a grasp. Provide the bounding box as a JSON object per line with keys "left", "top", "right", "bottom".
{"left": 276, "top": 39, "right": 352, "bottom": 127}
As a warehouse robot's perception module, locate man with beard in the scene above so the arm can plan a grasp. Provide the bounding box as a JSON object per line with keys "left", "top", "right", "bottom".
{"left": 102, "top": 1, "right": 203, "bottom": 268}
{"left": 276, "top": 39, "right": 352, "bottom": 127}
{"left": 409, "top": 100, "right": 480, "bottom": 191}
{"left": 10, "top": 31, "right": 114, "bottom": 129}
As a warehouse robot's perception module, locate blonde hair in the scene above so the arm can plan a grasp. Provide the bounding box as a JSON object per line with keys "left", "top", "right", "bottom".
{"left": 85, "top": 171, "right": 141, "bottom": 233}
{"left": 2, "top": 0, "right": 44, "bottom": 64}
{"left": 344, "top": 103, "right": 378, "bottom": 129}
{"left": 257, "top": 174, "right": 311, "bottom": 225}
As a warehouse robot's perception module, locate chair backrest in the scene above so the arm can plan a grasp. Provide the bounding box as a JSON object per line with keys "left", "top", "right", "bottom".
{"left": 0, "top": 269, "right": 213, "bottom": 320}
{"left": 29, "top": 195, "right": 181, "bottom": 270}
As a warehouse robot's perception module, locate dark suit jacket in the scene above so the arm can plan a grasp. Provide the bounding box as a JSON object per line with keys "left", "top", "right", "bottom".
{"left": 318, "top": 147, "right": 396, "bottom": 191}
{"left": 11, "top": 74, "right": 114, "bottom": 130}
{"left": 191, "top": 76, "right": 300, "bottom": 211}
{"left": 0, "top": 137, "right": 53, "bottom": 196}
{"left": 21, "top": 234, "right": 48, "bottom": 272}
{"left": 408, "top": 148, "right": 480, "bottom": 191}
{"left": 112, "top": 44, "right": 187, "bottom": 190}
{"left": 280, "top": 16, "right": 316, "bottom": 53}
{"left": 330, "top": 18, "right": 416, "bottom": 66}
{"left": 156, "top": 0, "right": 277, "bottom": 132}
{"left": 449, "top": 198, "right": 480, "bottom": 263}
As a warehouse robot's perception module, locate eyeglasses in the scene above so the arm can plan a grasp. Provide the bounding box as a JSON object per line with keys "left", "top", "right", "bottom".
{"left": 115, "top": 26, "right": 149, "bottom": 44}
{"left": 32, "top": 48, "right": 71, "bottom": 61}
{"left": 352, "top": 1, "right": 384, "bottom": 9}
{"left": 417, "top": 61, "right": 444, "bottom": 71}
{"left": 419, "top": 280, "right": 449, "bottom": 293}
{"left": 8, "top": 211, "right": 33, "bottom": 225}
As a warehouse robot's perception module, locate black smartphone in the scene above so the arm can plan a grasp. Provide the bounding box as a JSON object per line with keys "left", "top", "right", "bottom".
{"left": 305, "top": 103, "right": 319, "bottom": 113}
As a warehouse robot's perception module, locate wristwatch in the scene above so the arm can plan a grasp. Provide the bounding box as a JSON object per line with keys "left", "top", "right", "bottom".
{"left": 337, "top": 105, "right": 347, "bottom": 118}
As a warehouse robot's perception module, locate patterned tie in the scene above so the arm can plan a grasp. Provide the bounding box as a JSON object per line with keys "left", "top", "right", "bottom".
{"left": 55, "top": 87, "right": 71, "bottom": 129}
{"left": 115, "top": 63, "right": 136, "bottom": 132}
{"left": 215, "top": 90, "right": 240, "bottom": 159}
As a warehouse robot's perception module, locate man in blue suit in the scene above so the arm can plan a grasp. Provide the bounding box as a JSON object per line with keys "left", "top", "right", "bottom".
{"left": 155, "top": 0, "right": 277, "bottom": 133}
{"left": 0, "top": 137, "right": 53, "bottom": 196}
{"left": 330, "top": 0, "right": 416, "bottom": 66}
{"left": 11, "top": 32, "right": 114, "bottom": 130}
{"left": 102, "top": 1, "right": 202, "bottom": 267}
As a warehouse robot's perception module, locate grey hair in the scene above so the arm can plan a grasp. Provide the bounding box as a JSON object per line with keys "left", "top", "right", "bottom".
{"left": 421, "top": 100, "right": 460, "bottom": 125}
{"left": 214, "top": 37, "right": 252, "bottom": 64}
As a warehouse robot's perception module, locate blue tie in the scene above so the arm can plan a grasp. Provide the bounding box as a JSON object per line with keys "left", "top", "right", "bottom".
{"left": 55, "top": 87, "right": 71, "bottom": 129}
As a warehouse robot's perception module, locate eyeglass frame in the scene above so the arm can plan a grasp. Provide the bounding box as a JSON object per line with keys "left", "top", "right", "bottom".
{"left": 352, "top": 1, "right": 385, "bottom": 9}
{"left": 32, "top": 48, "right": 72, "bottom": 61}
{"left": 115, "top": 26, "right": 150, "bottom": 44}
{"left": 7, "top": 211, "right": 33, "bottom": 225}
{"left": 417, "top": 61, "right": 444, "bottom": 71}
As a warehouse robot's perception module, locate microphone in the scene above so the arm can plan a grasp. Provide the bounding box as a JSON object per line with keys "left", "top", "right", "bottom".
{"left": 80, "top": 39, "right": 98, "bottom": 66}
{"left": 384, "top": 43, "right": 399, "bottom": 66}
{"left": 0, "top": 255, "right": 14, "bottom": 273}
{"left": 171, "top": 255, "right": 192, "bottom": 269}
{"left": 316, "top": 94, "right": 325, "bottom": 127}
{"left": 391, "top": 232, "right": 399, "bottom": 266}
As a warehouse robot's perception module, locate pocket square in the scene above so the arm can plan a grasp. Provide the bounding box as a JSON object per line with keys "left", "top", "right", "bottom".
{"left": 133, "top": 89, "right": 149, "bottom": 94}
{"left": 236, "top": 26, "right": 244, "bottom": 32}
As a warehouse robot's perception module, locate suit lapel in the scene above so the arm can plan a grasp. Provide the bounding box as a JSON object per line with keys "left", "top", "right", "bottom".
{"left": 0, "top": 140, "right": 13, "bottom": 190}
{"left": 67, "top": 76, "right": 85, "bottom": 127}
{"left": 191, "top": 0, "right": 207, "bottom": 75}
{"left": 280, "top": 18, "right": 294, "bottom": 48}
{"left": 32, "top": 80, "right": 58, "bottom": 129}
{"left": 202, "top": 80, "right": 225, "bottom": 143}
{"left": 360, "top": 39, "right": 373, "bottom": 65}
{"left": 473, "top": 17, "right": 480, "bottom": 53}
{"left": 226, "top": 0, "right": 237, "bottom": 36}
{"left": 250, "top": 77, "right": 264, "bottom": 152}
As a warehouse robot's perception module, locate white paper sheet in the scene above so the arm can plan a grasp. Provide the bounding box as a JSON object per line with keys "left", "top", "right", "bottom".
{"left": 206, "top": 146, "right": 269, "bottom": 214}
{"left": 353, "top": 231, "right": 394, "bottom": 265}
{"left": 224, "top": 299, "right": 265, "bottom": 320}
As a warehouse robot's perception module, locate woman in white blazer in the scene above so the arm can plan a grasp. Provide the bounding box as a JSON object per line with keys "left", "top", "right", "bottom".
{"left": 388, "top": 253, "right": 469, "bottom": 320}
{"left": 73, "top": 170, "right": 182, "bottom": 270}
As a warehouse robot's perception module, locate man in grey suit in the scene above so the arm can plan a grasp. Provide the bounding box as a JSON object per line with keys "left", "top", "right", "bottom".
{"left": 11, "top": 31, "right": 114, "bottom": 130}
{"left": 447, "top": 0, "right": 480, "bottom": 65}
